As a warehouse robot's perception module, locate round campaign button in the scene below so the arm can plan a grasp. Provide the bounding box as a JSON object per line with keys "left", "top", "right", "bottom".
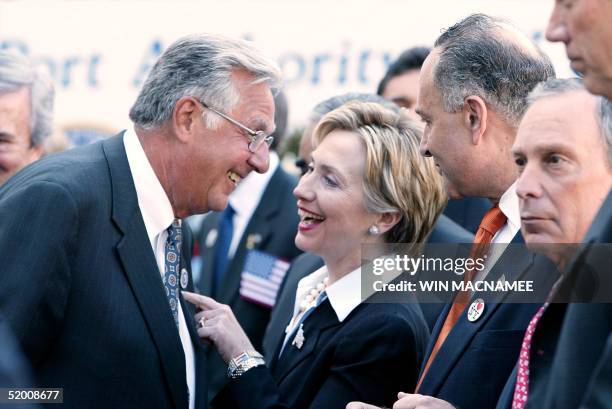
{"left": 467, "top": 298, "right": 486, "bottom": 322}
{"left": 180, "top": 268, "right": 189, "bottom": 289}
{"left": 206, "top": 229, "right": 218, "bottom": 248}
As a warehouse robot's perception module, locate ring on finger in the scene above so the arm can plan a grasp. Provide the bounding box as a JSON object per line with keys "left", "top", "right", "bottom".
{"left": 198, "top": 317, "right": 206, "bottom": 328}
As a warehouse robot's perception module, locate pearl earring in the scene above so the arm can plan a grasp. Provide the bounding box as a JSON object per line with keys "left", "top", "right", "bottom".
{"left": 368, "top": 225, "right": 380, "bottom": 235}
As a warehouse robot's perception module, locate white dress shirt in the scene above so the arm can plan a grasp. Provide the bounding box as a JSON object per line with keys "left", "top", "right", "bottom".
{"left": 283, "top": 265, "right": 362, "bottom": 350}
{"left": 123, "top": 128, "right": 196, "bottom": 409}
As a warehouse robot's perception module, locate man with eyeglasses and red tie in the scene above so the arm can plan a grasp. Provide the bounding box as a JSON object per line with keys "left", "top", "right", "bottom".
{"left": 0, "top": 33, "right": 281, "bottom": 409}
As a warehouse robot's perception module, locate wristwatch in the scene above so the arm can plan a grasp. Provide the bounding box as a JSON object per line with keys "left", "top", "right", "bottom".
{"left": 227, "top": 350, "right": 265, "bottom": 379}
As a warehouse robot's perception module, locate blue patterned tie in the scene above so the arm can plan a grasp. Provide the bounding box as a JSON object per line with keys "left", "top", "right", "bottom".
{"left": 213, "top": 204, "right": 235, "bottom": 296}
{"left": 165, "top": 218, "right": 182, "bottom": 327}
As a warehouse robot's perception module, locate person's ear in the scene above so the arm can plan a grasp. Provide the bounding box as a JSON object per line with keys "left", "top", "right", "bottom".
{"left": 374, "top": 211, "right": 402, "bottom": 235}
{"left": 27, "top": 143, "right": 44, "bottom": 162}
{"left": 463, "top": 96, "right": 488, "bottom": 145}
{"left": 172, "top": 96, "right": 200, "bottom": 143}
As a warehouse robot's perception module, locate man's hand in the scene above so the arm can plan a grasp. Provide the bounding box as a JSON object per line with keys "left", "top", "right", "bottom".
{"left": 391, "top": 393, "right": 456, "bottom": 409}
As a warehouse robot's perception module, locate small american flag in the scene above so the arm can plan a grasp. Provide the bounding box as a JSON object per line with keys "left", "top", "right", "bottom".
{"left": 239, "top": 250, "right": 290, "bottom": 309}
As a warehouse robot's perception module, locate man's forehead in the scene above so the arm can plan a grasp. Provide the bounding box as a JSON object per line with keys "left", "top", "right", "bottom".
{"left": 515, "top": 93, "right": 599, "bottom": 151}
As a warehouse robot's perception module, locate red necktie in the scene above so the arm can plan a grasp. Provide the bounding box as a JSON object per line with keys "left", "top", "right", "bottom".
{"left": 416, "top": 204, "right": 507, "bottom": 392}
{"left": 511, "top": 303, "right": 548, "bottom": 408}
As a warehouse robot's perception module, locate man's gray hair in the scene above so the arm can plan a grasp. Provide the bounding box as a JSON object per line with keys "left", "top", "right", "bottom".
{"left": 433, "top": 13, "right": 555, "bottom": 127}
{"left": 0, "top": 50, "right": 55, "bottom": 147}
{"left": 528, "top": 78, "right": 612, "bottom": 167}
{"left": 310, "top": 92, "right": 400, "bottom": 124}
{"left": 129, "top": 34, "right": 282, "bottom": 129}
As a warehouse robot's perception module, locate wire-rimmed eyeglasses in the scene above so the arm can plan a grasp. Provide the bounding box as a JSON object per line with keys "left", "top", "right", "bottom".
{"left": 197, "top": 99, "right": 273, "bottom": 153}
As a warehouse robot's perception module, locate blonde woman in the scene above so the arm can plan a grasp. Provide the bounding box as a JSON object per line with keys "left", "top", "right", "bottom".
{"left": 184, "top": 101, "right": 446, "bottom": 409}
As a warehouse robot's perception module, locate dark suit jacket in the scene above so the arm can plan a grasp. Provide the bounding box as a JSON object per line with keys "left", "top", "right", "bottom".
{"left": 581, "top": 334, "right": 612, "bottom": 409}
{"left": 0, "top": 316, "right": 36, "bottom": 409}
{"left": 523, "top": 190, "right": 612, "bottom": 409}
{"left": 197, "top": 166, "right": 302, "bottom": 399}
{"left": 213, "top": 300, "right": 429, "bottom": 409}
{"left": 444, "top": 197, "right": 490, "bottom": 234}
{"left": 262, "top": 214, "right": 473, "bottom": 361}
{"left": 0, "top": 134, "right": 207, "bottom": 409}
{"left": 417, "top": 233, "right": 559, "bottom": 409}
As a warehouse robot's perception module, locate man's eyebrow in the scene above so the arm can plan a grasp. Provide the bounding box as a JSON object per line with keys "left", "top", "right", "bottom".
{"left": 250, "top": 117, "right": 275, "bottom": 134}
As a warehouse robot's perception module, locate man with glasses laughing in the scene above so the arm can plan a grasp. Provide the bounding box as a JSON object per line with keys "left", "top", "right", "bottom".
{"left": 0, "top": 33, "right": 280, "bottom": 409}
{"left": 195, "top": 90, "right": 301, "bottom": 403}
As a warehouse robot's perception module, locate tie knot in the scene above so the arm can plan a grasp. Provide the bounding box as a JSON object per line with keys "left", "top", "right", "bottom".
{"left": 223, "top": 203, "right": 235, "bottom": 218}
{"left": 479, "top": 204, "right": 507, "bottom": 237}
{"left": 167, "top": 218, "right": 183, "bottom": 246}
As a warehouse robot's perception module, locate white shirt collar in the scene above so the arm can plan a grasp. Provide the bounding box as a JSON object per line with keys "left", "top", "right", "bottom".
{"left": 497, "top": 181, "right": 521, "bottom": 237}
{"left": 229, "top": 151, "right": 279, "bottom": 217}
{"left": 293, "top": 265, "right": 362, "bottom": 322}
{"left": 123, "top": 127, "right": 175, "bottom": 245}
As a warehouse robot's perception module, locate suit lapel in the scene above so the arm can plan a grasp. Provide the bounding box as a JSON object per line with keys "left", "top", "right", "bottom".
{"left": 418, "top": 236, "right": 535, "bottom": 395}
{"left": 273, "top": 299, "right": 342, "bottom": 383}
{"left": 103, "top": 134, "right": 188, "bottom": 409}
{"left": 198, "top": 213, "right": 220, "bottom": 297}
{"left": 217, "top": 168, "right": 285, "bottom": 304}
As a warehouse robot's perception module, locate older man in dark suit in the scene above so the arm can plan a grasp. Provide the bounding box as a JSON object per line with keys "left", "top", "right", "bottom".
{"left": 0, "top": 34, "right": 280, "bottom": 409}
{"left": 503, "top": 80, "right": 612, "bottom": 409}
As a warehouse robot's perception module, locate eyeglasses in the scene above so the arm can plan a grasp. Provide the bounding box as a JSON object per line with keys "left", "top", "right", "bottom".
{"left": 197, "top": 99, "right": 273, "bottom": 153}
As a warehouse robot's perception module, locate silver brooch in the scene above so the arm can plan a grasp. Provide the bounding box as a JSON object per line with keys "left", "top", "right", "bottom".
{"left": 292, "top": 324, "right": 305, "bottom": 349}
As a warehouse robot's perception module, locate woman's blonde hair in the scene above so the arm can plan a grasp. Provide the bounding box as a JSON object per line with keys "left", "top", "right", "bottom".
{"left": 313, "top": 101, "right": 447, "bottom": 243}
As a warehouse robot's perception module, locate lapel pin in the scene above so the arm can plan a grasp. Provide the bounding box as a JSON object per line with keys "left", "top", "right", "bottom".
{"left": 205, "top": 229, "right": 218, "bottom": 248}
{"left": 180, "top": 268, "right": 189, "bottom": 289}
{"left": 292, "top": 323, "right": 305, "bottom": 349}
{"left": 246, "top": 234, "right": 262, "bottom": 249}
{"left": 467, "top": 298, "right": 486, "bottom": 322}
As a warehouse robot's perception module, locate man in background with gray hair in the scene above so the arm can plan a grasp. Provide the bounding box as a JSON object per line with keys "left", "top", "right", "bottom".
{"left": 0, "top": 34, "right": 280, "bottom": 409}
{"left": 544, "top": 3, "right": 612, "bottom": 407}
{"left": 507, "top": 80, "right": 612, "bottom": 408}
{"left": 0, "top": 49, "right": 54, "bottom": 186}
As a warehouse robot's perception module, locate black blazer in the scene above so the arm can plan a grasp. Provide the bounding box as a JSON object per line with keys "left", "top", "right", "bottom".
{"left": 523, "top": 190, "right": 612, "bottom": 409}
{"left": 443, "top": 197, "right": 490, "bottom": 234}
{"left": 197, "top": 166, "right": 302, "bottom": 399}
{"left": 263, "top": 253, "right": 325, "bottom": 361}
{"left": 0, "top": 134, "right": 207, "bottom": 409}
{"left": 417, "top": 233, "right": 559, "bottom": 409}
{"left": 262, "top": 214, "right": 473, "bottom": 360}
{"left": 213, "top": 299, "right": 429, "bottom": 409}
{"left": 580, "top": 334, "right": 612, "bottom": 409}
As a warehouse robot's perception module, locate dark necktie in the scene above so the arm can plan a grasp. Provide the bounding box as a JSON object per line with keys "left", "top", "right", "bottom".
{"left": 213, "top": 204, "right": 235, "bottom": 296}
{"left": 164, "top": 218, "right": 182, "bottom": 327}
